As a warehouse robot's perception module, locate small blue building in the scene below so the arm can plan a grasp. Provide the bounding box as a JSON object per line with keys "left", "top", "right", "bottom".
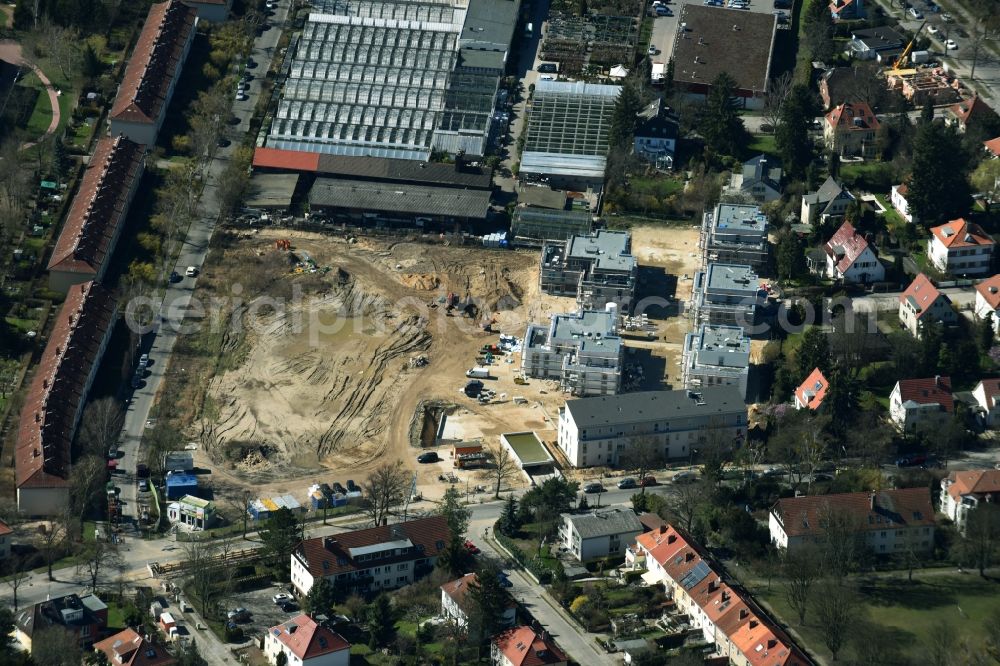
{"left": 165, "top": 472, "right": 198, "bottom": 500}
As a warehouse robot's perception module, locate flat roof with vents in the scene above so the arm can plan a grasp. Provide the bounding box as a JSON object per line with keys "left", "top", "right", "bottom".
{"left": 691, "top": 325, "right": 750, "bottom": 369}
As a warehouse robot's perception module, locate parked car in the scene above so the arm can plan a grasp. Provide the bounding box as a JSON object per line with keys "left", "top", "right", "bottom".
{"left": 812, "top": 473, "right": 834, "bottom": 482}
{"left": 138, "top": 353, "right": 149, "bottom": 368}
{"left": 185, "top": 266, "right": 199, "bottom": 277}
{"left": 169, "top": 270, "right": 181, "bottom": 283}
{"left": 647, "top": 45, "right": 658, "bottom": 55}
{"left": 673, "top": 471, "right": 699, "bottom": 484}
{"left": 332, "top": 481, "right": 347, "bottom": 494}
{"left": 464, "top": 540, "right": 480, "bottom": 555}
{"left": 641, "top": 476, "right": 657, "bottom": 487}
{"left": 583, "top": 482, "right": 605, "bottom": 494}
{"left": 280, "top": 602, "right": 299, "bottom": 612}
{"left": 946, "top": 39, "right": 958, "bottom": 49}
{"left": 136, "top": 463, "right": 150, "bottom": 479}
{"left": 908, "top": 7, "right": 923, "bottom": 18}
{"left": 498, "top": 573, "right": 513, "bottom": 588}
{"left": 347, "top": 479, "right": 359, "bottom": 492}
{"left": 417, "top": 451, "right": 440, "bottom": 464}
{"left": 235, "top": 91, "right": 248, "bottom": 101}
{"left": 108, "top": 447, "right": 118, "bottom": 459}
{"left": 927, "top": 24, "right": 939, "bottom": 34}
{"left": 538, "top": 63, "right": 558, "bottom": 73}
{"left": 138, "top": 479, "right": 149, "bottom": 492}
{"left": 617, "top": 477, "right": 637, "bottom": 490}
{"left": 227, "top": 608, "right": 251, "bottom": 622}
{"left": 273, "top": 593, "right": 293, "bottom": 605}
{"left": 896, "top": 453, "right": 927, "bottom": 468}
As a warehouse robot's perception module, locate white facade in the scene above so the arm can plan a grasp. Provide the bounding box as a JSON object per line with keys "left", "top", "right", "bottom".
{"left": 974, "top": 289, "right": 1000, "bottom": 334}
{"left": 891, "top": 184, "right": 915, "bottom": 224}
{"left": 889, "top": 381, "right": 952, "bottom": 432}
{"left": 559, "top": 509, "right": 642, "bottom": 561}
{"left": 440, "top": 576, "right": 516, "bottom": 629}
{"left": 680, "top": 325, "right": 750, "bottom": 401}
{"left": 769, "top": 506, "right": 934, "bottom": 555}
{"left": 521, "top": 310, "right": 623, "bottom": 396}
{"left": 264, "top": 626, "right": 349, "bottom": 666}
{"left": 929, "top": 235, "right": 994, "bottom": 276}
{"left": 971, "top": 381, "right": 1000, "bottom": 427}
{"left": 826, "top": 243, "right": 884, "bottom": 283}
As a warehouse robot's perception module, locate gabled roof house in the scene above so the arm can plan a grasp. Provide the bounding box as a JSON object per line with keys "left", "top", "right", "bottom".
{"left": 264, "top": 614, "right": 350, "bottom": 666}
{"left": 93, "top": 628, "right": 176, "bottom": 666}
{"left": 823, "top": 221, "right": 884, "bottom": 283}
{"left": 898, "top": 273, "right": 956, "bottom": 337}
{"left": 493, "top": 626, "right": 568, "bottom": 666}
{"left": 928, "top": 218, "right": 994, "bottom": 277}
{"left": 824, "top": 102, "right": 880, "bottom": 157}
{"left": 801, "top": 176, "right": 854, "bottom": 225}
{"left": 794, "top": 368, "right": 828, "bottom": 411}
{"left": 975, "top": 274, "right": 1000, "bottom": 334}
{"left": 940, "top": 469, "right": 1000, "bottom": 529}
{"left": 889, "top": 375, "right": 954, "bottom": 431}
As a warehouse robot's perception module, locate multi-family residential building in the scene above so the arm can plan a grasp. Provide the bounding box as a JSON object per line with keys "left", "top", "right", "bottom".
{"left": 264, "top": 615, "right": 350, "bottom": 666}
{"left": 824, "top": 102, "right": 880, "bottom": 157}
{"left": 47, "top": 136, "right": 146, "bottom": 293}
{"left": 727, "top": 155, "right": 783, "bottom": 203}
{"left": 793, "top": 368, "right": 828, "bottom": 411}
{"left": 889, "top": 376, "right": 954, "bottom": 432}
{"left": 93, "top": 629, "right": 176, "bottom": 666}
{"left": 0, "top": 519, "right": 11, "bottom": 559}
{"left": 559, "top": 508, "right": 643, "bottom": 561}
{"left": 556, "top": 387, "right": 747, "bottom": 468}
{"left": 890, "top": 183, "right": 916, "bottom": 224}
{"left": 290, "top": 516, "right": 449, "bottom": 596}
{"left": 681, "top": 325, "right": 751, "bottom": 401}
{"left": 521, "top": 310, "right": 623, "bottom": 396}
{"left": 110, "top": 0, "right": 198, "bottom": 145}
{"left": 928, "top": 218, "right": 995, "bottom": 276}
{"left": 898, "top": 273, "right": 957, "bottom": 337}
{"left": 769, "top": 488, "right": 936, "bottom": 555}
{"left": 626, "top": 525, "right": 811, "bottom": 666}
{"left": 16, "top": 282, "right": 118, "bottom": 515}
{"left": 940, "top": 470, "right": 1000, "bottom": 529}
{"left": 691, "top": 264, "right": 762, "bottom": 333}
{"left": 823, "top": 221, "right": 884, "bottom": 283}
{"left": 700, "top": 203, "right": 769, "bottom": 270}
{"left": 492, "top": 626, "right": 567, "bottom": 666}
{"left": 14, "top": 593, "right": 108, "bottom": 653}
{"left": 440, "top": 573, "right": 516, "bottom": 629}
{"left": 970, "top": 378, "right": 1000, "bottom": 427}
{"left": 633, "top": 98, "right": 678, "bottom": 169}
{"left": 539, "top": 230, "right": 637, "bottom": 310}
{"left": 975, "top": 274, "right": 1000, "bottom": 334}
{"left": 800, "top": 176, "right": 854, "bottom": 225}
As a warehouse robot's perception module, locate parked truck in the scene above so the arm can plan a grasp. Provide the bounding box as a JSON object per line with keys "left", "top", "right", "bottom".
{"left": 466, "top": 365, "right": 491, "bottom": 379}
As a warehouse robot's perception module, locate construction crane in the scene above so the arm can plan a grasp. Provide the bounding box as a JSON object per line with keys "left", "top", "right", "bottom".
{"left": 892, "top": 20, "right": 927, "bottom": 71}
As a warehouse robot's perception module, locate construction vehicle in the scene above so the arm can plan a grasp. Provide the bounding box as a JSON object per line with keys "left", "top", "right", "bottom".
{"left": 513, "top": 374, "right": 527, "bottom": 385}
{"left": 274, "top": 239, "right": 291, "bottom": 251}
{"left": 891, "top": 20, "right": 926, "bottom": 71}
{"left": 482, "top": 316, "right": 497, "bottom": 332}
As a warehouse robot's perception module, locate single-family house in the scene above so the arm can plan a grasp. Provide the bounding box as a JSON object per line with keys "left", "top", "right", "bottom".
{"left": 492, "top": 626, "right": 567, "bottom": 666}
{"left": 824, "top": 221, "right": 884, "bottom": 283}
{"left": 559, "top": 508, "right": 644, "bottom": 561}
{"left": 824, "top": 102, "right": 880, "bottom": 158}
{"left": 830, "top": 0, "right": 865, "bottom": 20}
{"left": 890, "top": 183, "right": 916, "bottom": 224}
{"left": 93, "top": 628, "right": 176, "bottom": 666}
{"left": 898, "top": 274, "right": 957, "bottom": 338}
{"left": 14, "top": 593, "right": 108, "bottom": 653}
{"left": 264, "top": 614, "right": 351, "bottom": 666}
{"left": 769, "top": 488, "right": 935, "bottom": 555}
{"left": 0, "top": 519, "right": 11, "bottom": 559}
{"left": 848, "top": 26, "right": 904, "bottom": 61}
{"left": 440, "top": 573, "right": 516, "bottom": 629}
{"left": 794, "top": 368, "right": 828, "bottom": 411}
{"left": 970, "top": 378, "right": 1000, "bottom": 427}
{"left": 889, "top": 376, "right": 954, "bottom": 432}
{"left": 633, "top": 99, "right": 678, "bottom": 169}
{"left": 940, "top": 470, "right": 1000, "bottom": 529}
{"left": 729, "top": 155, "right": 783, "bottom": 203}
{"left": 975, "top": 274, "right": 1000, "bottom": 334}
{"left": 801, "top": 176, "right": 854, "bottom": 225}
{"left": 928, "top": 218, "right": 995, "bottom": 276}
{"left": 946, "top": 96, "right": 996, "bottom": 134}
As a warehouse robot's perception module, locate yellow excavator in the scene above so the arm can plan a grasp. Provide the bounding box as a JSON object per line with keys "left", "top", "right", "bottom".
{"left": 891, "top": 20, "right": 927, "bottom": 72}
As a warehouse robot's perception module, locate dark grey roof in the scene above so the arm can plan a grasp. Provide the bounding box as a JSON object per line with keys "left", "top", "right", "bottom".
{"left": 636, "top": 100, "right": 679, "bottom": 141}
{"left": 310, "top": 178, "right": 491, "bottom": 219}
{"left": 564, "top": 386, "right": 745, "bottom": 428}
{"left": 804, "top": 176, "right": 848, "bottom": 205}
{"left": 563, "top": 508, "right": 643, "bottom": 539}
{"left": 247, "top": 173, "right": 298, "bottom": 208}
{"left": 460, "top": 0, "right": 518, "bottom": 52}
{"left": 518, "top": 186, "right": 569, "bottom": 210}
{"left": 850, "top": 26, "right": 904, "bottom": 50}
{"left": 316, "top": 155, "right": 493, "bottom": 190}
{"left": 458, "top": 48, "right": 506, "bottom": 72}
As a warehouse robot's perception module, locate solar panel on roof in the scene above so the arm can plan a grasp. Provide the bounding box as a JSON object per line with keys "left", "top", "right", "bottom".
{"left": 680, "top": 560, "right": 712, "bottom": 590}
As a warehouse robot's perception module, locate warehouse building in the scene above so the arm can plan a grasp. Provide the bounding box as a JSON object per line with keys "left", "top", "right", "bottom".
{"left": 681, "top": 325, "right": 751, "bottom": 401}
{"left": 309, "top": 177, "right": 491, "bottom": 227}
{"left": 522, "top": 310, "right": 623, "bottom": 396}
{"left": 700, "top": 202, "right": 770, "bottom": 270}
{"left": 540, "top": 230, "right": 637, "bottom": 310}
{"left": 520, "top": 80, "right": 620, "bottom": 190}
{"left": 266, "top": 0, "right": 517, "bottom": 160}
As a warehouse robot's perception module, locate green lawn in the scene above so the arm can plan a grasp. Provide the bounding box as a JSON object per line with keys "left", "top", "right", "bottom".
{"left": 629, "top": 175, "right": 685, "bottom": 199}
{"left": 21, "top": 73, "right": 54, "bottom": 137}
{"left": 756, "top": 573, "right": 1000, "bottom": 662}
{"left": 874, "top": 194, "right": 904, "bottom": 229}
{"left": 747, "top": 134, "right": 779, "bottom": 159}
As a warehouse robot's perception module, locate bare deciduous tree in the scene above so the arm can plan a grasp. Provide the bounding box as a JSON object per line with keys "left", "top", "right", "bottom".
{"left": 78, "top": 396, "right": 125, "bottom": 458}
{"left": 79, "top": 538, "right": 123, "bottom": 593}
{"left": 664, "top": 480, "right": 710, "bottom": 534}
{"left": 619, "top": 436, "right": 663, "bottom": 494}
{"left": 783, "top": 546, "right": 819, "bottom": 625}
{"left": 813, "top": 581, "right": 855, "bottom": 660}
{"left": 4, "top": 554, "right": 31, "bottom": 611}
{"left": 762, "top": 71, "right": 793, "bottom": 132}
{"left": 362, "top": 461, "right": 408, "bottom": 526}
{"left": 485, "top": 444, "right": 519, "bottom": 499}
{"left": 39, "top": 514, "right": 68, "bottom": 581}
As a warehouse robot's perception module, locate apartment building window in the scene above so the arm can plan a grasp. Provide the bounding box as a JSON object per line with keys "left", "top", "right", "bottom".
{"left": 398, "top": 563, "right": 408, "bottom": 571}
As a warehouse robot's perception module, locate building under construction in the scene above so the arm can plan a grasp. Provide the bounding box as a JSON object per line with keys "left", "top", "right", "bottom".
{"left": 699, "top": 203, "right": 769, "bottom": 271}
{"left": 539, "top": 230, "right": 637, "bottom": 311}
{"left": 522, "top": 310, "right": 623, "bottom": 396}
{"left": 886, "top": 66, "right": 963, "bottom": 106}
{"left": 691, "top": 263, "right": 762, "bottom": 333}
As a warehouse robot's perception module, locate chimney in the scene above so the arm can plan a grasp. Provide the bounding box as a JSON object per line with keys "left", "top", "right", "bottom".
{"left": 869, "top": 490, "right": 877, "bottom": 510}
{"left": 659, "top": 525, "right": 667, "bottom": 534}
{"left": 324, "top": 536, "right": 337, "bottom": 550}
{"left": 750, "top": 620, "right": 759, "bottom": 629}
{"left": 755, "top": 158, "right": 766, "bottom": 181}
{"left": 935, "top": 375, "right": 942, "bottom": 388}
{"left": 685, "top": 552, "right": 695, "bottom": 562}
{"left": 739, "top": 608, "right": 748, "bottom": 620}
{"left": 667, "top": 533, "right": 676, "bottom": 544}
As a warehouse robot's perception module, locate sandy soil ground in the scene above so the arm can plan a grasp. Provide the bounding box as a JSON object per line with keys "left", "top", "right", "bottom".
{"left": 187, "top": 224, "right": 705, "bottom": 505}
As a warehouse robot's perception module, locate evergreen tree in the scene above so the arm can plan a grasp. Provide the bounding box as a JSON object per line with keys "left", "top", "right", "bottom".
{"left": 12, "top": 0, "right": 33, "bottom": 30}
{"left": 469, "top": 561, "right": 510, "bottom": 641}
{"left": 498, "top": 495, "right": 520, "bottom": 536}
{"left": 259, "top": 507, "right": 301, "bottom": 577}
{"left": 699, "top": 72, "right": 746, "bottom": 158}
{"left": 921, "top": 98, "right": 935, "bottom": 124}
{"left": 776, "top": 84, "right": 819, "bottom": 178}
{"left": 305, "top": 577, "right": 337, "bottom": 617}
{"left": 176, "top": 641, "right": 208, "bottom": 666}
{"left": 978, "top": 314, "right": 995, "bottom": 353}
{"left": 827, "top": 151, "right": 840, "bottom": 179}
{"left": 664, "top": 57, "right": 675, "bottom": 98}
{"left": 802, "top": 0, "right": 834, "bottom": 61}
{"left": 918, "top": 320, "right": 944, "bottom": 375}
{"left": 608, "top": 83, "right": 642, "bottom": 148}
{"left": 776, "top": 229, "right": 807, "bottom": 280}
{"left": 797, "top": 327, "right": 831, "bottom": 377}
{"left": 437, "top": 487, "right": 471, "bottom": 574}
{"left": 366, "top": 595, "right": 396, "bottom": 649}
{"left": 908, "top": 121, "right": 973, "bottom": 225}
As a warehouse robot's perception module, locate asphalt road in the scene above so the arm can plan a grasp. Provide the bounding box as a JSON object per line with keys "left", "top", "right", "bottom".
{"left": 116, "top": 0, "right": 292, "bottom": 524}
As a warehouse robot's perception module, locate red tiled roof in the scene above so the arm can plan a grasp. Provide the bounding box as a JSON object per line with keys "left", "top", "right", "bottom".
{"left": 494, "top": 626, "right": 567, "bottom": 666}
{"left": 896, "top": 375, "right": 953, "bottom": 412}
{"left": 826, "top": 101, "right": 880, "bottom": 131}
{"left": 269, "top": 614, "right": 350, "bottom": 660}
{"left": 945, "top": 469, "right": 1000, "bottom": 501}
{"left": 794, "top": 368, "right": 828, "bottom": 411}
{"left": 930, "top": 218, "right": 994, "bottom": 249}
{"left": 636, "top": 525, "right": 811, "bottom": 666}
{"left": 252, "top": 147, "right": 321, "bottom": 172}
{"left": 771, "top": 488, "right": 935, "bottom": 539}
{"left": 985, "top": 137, "right": 1000, "bottom": 158}
{"left": 895, "top": 183, "right": 908, "bottom": 196}
{"left": 93, "top": 629, "right": 176, "bottom": 666}
{"left": 899, "top": 273, "right": 949, "bottom": 320}
{"left": 0, "top": 520, "right": 11, "bottom": 536}
{"left": 823, "top": 221, "right": 871, "bottom": 274}
{"left": 441, "top": 573, "right": 478, "bottom": 607}
{"left": 16, "top": 282, "right": 117, "bottom": 489}
{"left": 294, "top": 515, "right": 450, "bottom": 579}
{"left": 949, "top": 95, "right": 993, "bottom": 126}
{"left": 975, "top": 378, "right": 1000, "bottom": 409}
{"left": 48, "top": 136, "right": 145, "bottom": 276}
{"left": 110, "top": 0, "right": 197, "bottom": 125}
{"left": 975, "top": 275, "right": 1000, "bottom": 310}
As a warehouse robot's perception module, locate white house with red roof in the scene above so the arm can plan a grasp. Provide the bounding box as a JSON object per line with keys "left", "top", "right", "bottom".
{"left": 824, "top": 102, "right": 880, "bottom": 158}
{"left": 889, "top": 376, "right": 954, "bottom": 431}
{"left": 492, "top": 626, "right": 567, "bottom": 666}
{"left": 975, "top": 275, "right": 1000, "bottom": 334}
{"left": 928, "top": 218, "right": 995, "bottom": 276}
{"left": 440, "top": 573, "right": 516, "bottom": 629}
{"left": 940, "top": 469, "right": 1000, "bottom": 529}
{"left": 984, "top": 137, "right": 1000, "bottom": 159}
{"left": 946, "top": 95, "right": 994, "bottom": 134}
{"left": 898, "top": 273, "right": 956, "bottom": 338}
{"left": 890, "top": 183, "right": 916, "bottom": 224}
{"left": 793, "top": 368, "right": 828, "bottom": 411}
{"left": 264, "top": 615, "right": 350, "bottom": 666}
{"left": 0, "top": 519, "right": 12, "bottom": 559}
{"left": 970, "top": 378, "right": 1000, "bottom": 427}
{"left": 823, "top": 221, "right": 884, "bottom": 283}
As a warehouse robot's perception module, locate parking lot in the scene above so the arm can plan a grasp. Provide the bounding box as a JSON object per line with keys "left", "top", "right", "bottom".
{"left": 225, "top": 583, "right": 303, "bottom": 638}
